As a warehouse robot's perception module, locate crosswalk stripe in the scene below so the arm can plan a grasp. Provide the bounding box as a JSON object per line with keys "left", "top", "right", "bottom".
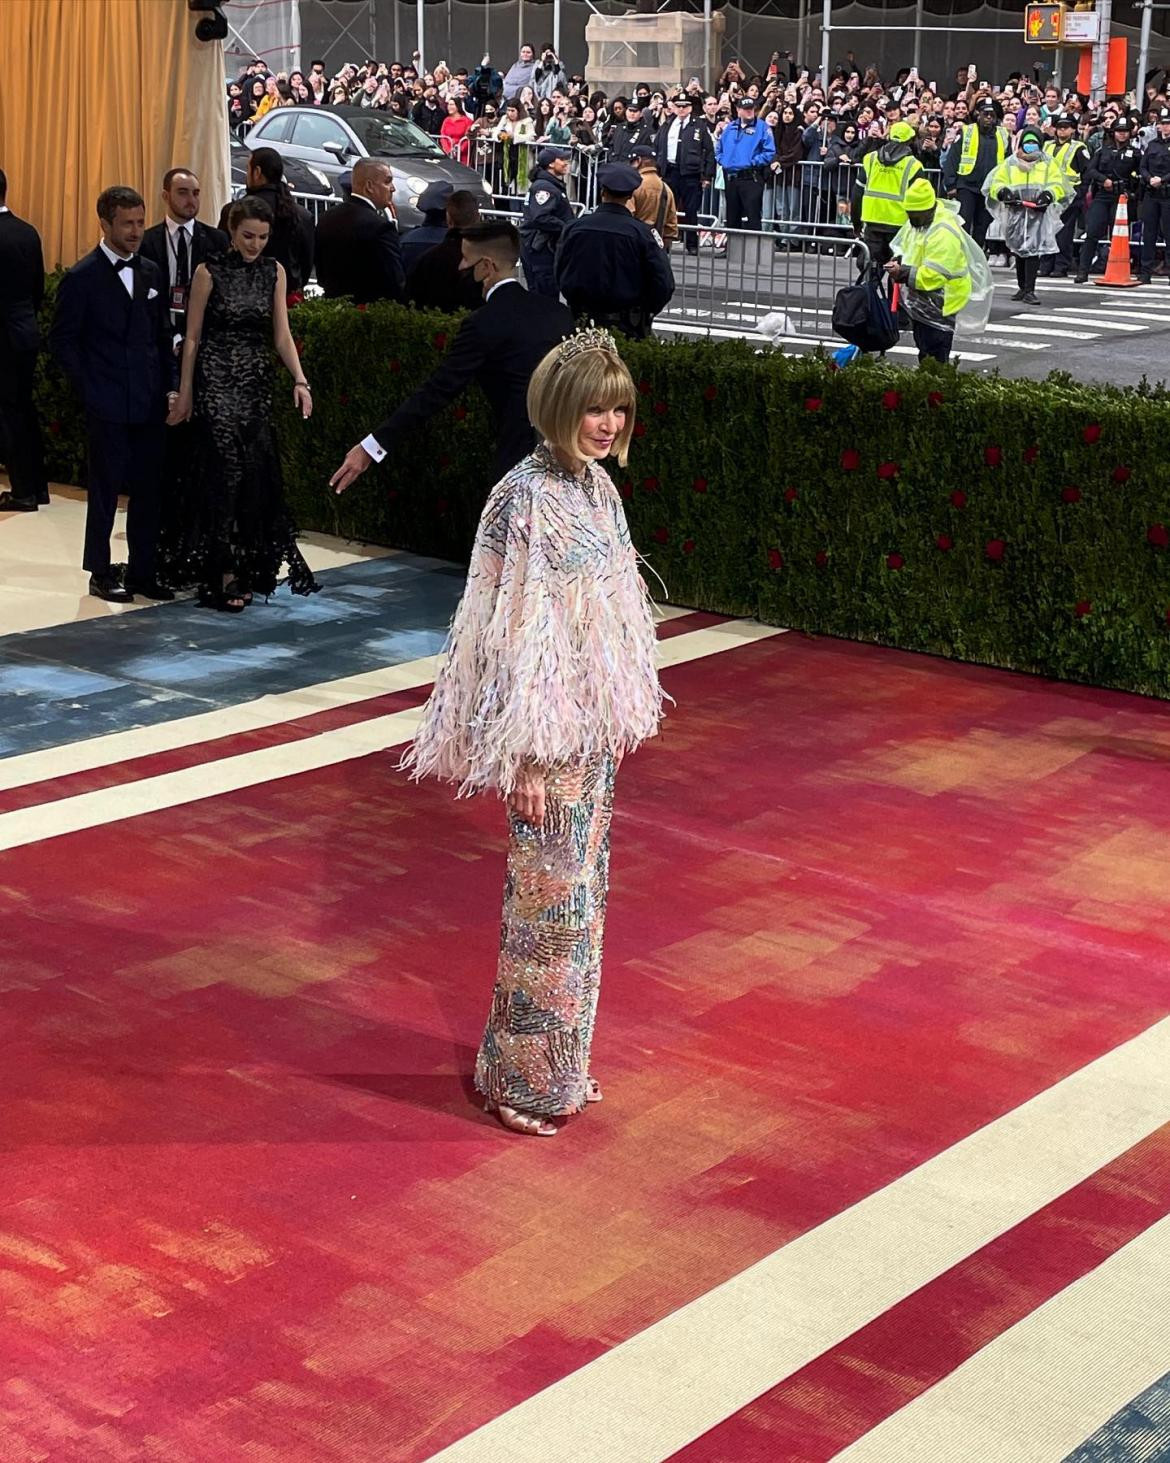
{"left": 1022, "top": 313, "right": 1146, "bottom": 331}
{"left": 977, "top": 322, "right": 1100, "bottom": 339}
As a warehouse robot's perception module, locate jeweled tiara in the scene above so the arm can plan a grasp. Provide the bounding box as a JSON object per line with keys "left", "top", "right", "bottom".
{"left": 555, "top": 325, "right": 619, "bottom": 366}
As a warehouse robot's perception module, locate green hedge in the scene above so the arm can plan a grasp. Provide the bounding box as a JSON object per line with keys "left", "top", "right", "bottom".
{"left": 34, "top": 289, "right": 1170, "bottom": 698}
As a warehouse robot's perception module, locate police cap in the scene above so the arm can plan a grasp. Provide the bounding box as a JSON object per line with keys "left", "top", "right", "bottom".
{"left": 1111, "top": 115, "right": 1133, "bottom": 132}
{"left": 416, "top": 180, "right": 454, "bottom": 213}
{"left": 537, "top": 146, "right": 570, "bottom": 167}
{"left": 629, "top": 143, "right": 656, "bottom": 159}
{"left": 736, "top": 94, "right": 757, "bottom": 109}
{"left": 1158, "top": 107, "right": 1170, "bottom": 123}
{"left": 1054, "top": 113, "right": 1077, "bottom": 128}
{"left": 598, "top": 162, "right": 642, "bottom": 196}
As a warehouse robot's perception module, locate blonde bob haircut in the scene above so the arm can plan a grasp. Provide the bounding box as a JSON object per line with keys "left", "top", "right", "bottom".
{"left": 527, "top": 340, "right": 637, "bottom": 467}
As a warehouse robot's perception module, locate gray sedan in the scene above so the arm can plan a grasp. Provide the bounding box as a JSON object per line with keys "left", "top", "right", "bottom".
{"left": 244, "top": 105, "right": 492, "bottom": 227}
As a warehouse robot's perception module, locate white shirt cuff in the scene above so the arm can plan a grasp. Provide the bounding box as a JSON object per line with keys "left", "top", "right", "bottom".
{"left": 361, "top": 432, "right": 387, "bottom": 463}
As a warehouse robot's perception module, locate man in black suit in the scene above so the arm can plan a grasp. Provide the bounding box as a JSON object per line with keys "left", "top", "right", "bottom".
{"left": 0, "top": 168, "right": 49, "bottom": 512}
{"left": 217, "top": 148, "right": 314, "bottom": 296}
{"left": 139, "top": 167, "right": 228, "bottom": 343}
{"left": 50, "top": 186, "right": 176, "bottom": 603}
{"left": 329, "top": 222, "right": 573, "bottom": 493}
{"left": 314, "top": 159, "right": 406, "bottom": 304}
{"left": 407, "top": 189, "right": 483, "bottom": 311}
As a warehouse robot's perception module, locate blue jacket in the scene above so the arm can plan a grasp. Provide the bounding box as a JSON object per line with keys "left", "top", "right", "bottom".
{"left": 716, "top": 120, "right": 776, "bottom": 174}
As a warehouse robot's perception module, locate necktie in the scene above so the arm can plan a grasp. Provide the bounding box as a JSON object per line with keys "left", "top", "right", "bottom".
{"left": 175, "top": 227, "right": 190, "bottom": 289}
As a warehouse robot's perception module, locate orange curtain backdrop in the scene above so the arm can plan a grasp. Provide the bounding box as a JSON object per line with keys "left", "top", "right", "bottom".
{"left": 0, "top": 0, "right": 230, "bottom": 268}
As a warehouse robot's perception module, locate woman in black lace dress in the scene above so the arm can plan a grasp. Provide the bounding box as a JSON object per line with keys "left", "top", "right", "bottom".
{"left": 165, "top": 197, "right": 318, "bottom": 610}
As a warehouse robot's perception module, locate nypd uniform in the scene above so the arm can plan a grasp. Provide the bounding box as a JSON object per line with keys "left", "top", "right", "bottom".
{"left": 402, "top": 180, "right": 453, "bottom": 277}
{"left": 1076, "top": 120, "right": 1142, "bottom": 281}
{"left": 656, "top": 96, "right": 715, "bottom": 253}
{"left": 1042, "top": 117, "right": 1089, "bottom": 276}
{"left": 520, "top": 148, "right": 575, "bottom": 298}
{"left": 1139, "top": 108, "right": 1170, "bottom": 283}
{"left": 715, "top": 97, "right": 776, "bottom": 231}
{"left": 554, "top": 163, "right": 675, "bottom": 339}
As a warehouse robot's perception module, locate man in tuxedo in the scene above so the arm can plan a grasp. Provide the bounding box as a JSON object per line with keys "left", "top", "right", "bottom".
{"left": 139, "top": 167, "right": 228, "bottom": 344}
{"left": 329, "top": 221, "right": 573, "bottom": 493}
{"left": 50, "top": 186, "right": 176, "bottom": 603}
{"left": 0, "top": 168, "right": 49, "bottom": 513}
{"left": 314, "top": 159, "right": 406, "bottom": 304}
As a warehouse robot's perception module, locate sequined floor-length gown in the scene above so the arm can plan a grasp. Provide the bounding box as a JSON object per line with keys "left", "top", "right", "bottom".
{"left": 161, "top": 250, "right": 318, "bottom": 598}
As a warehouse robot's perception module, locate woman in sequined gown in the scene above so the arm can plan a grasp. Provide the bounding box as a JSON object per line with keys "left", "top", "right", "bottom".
{"left": 403, "top": 331, "right": 665, "bottom": 1136}
{"left": 164, "top": 197, "right": 318, "bottom": 609}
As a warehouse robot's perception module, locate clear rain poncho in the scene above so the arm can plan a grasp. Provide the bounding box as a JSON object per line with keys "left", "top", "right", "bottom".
{"left": 890, "top": 198, "right": 994, "bottom": 337}
{"left": 981, "top": 163, "right": 1064, "bottom": 257}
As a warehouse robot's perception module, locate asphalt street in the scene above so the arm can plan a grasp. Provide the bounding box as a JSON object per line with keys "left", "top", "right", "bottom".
{"left": 654, "top": 238, "right": 1170, "bottom": 386}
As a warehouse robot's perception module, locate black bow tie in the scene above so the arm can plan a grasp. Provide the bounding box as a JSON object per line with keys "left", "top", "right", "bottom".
{"left": 113, "top": 256, "right": 141, "bottom": 272}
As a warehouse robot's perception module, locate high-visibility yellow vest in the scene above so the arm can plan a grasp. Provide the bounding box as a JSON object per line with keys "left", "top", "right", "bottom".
{"left": 986, "top": 156, "right": 1069, "bottom": 207}
{"left": 899, "top": 214, "right": 972, "bottom": 318}
{"left": 957, "top": 123, "right": 1007, "bottom": 175}
{"left": 1044, "top": 137, "right": 1087, "bottom": 195}
{"left": 860, "top": 150, "right": 925, "bottom": 228}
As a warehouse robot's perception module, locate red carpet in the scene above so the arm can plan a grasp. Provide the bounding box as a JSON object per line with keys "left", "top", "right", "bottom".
{"left": 3, "top": 633, "right": 1170, "bottom": 1459}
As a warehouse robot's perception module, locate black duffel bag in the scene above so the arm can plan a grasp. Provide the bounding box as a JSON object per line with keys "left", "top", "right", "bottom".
{"left": 831, "top": 267, "right": 901, "bottom": 354}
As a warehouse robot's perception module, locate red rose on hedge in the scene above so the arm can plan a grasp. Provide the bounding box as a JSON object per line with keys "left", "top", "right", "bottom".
{"left": 692, "top": 477, "right": 708, "bottom": 494}
{"left": 652, "top": 527, "right": 669, "bottom": 544}
{"left": 653, "top": 401, "right": 668, "bottom": 416}
{"left": 840, "top": 448, "right": 861, "bottom": 471}
{"left": 985, "top": 538, "right": 1006, "bottom": 562}
{"left": 437, "top": 454, "right": 451, "bottom": 470}
{"left": 435, "top": 496, "right": 448, "bottom": 512}
{"left": 768, "top": 548, "right": 784, "bottom": 570}
{"left": 927, "top": 391, "right": 944, "bottom": 408}
{"left": 638, "top": 379, "right": 652, "bottom": 396}
{"left": 703, "top": 385, "right": 717, "bottom": 401}
{"left": 356, "top": 303, "right": 367, "bottom": 313}
{"left": 388, "top": 358, "right": 401, "bottom": 373}
{"left": 682, "top": 538, "right": 695, "bottom": 555}
{"left": 950, "top": 490, "right": 967, "bottom": 509}
{"left": 433, "top": 332, "right": 447, "bottom": 350}
{"left": 294, "top": 338, "right": 305, "bottom": 355}
{"left": 887, "top": 552, "right": 904, "bottom": 570}
{"left": 784, "top": 487, "right": 799, "bottom": 502}
{"left": 984, "top": 445, "right": 1002, "bottom": 468}
{"left": 882, "top": 390, "right": 901, "bottom": 411}
{"left": 1083, "top": 423, "right": 1102, "bottom": 444}
{"left": 1075, "top": 600, "right": 1092, "bottom": 618}
{"left": 48, "top": 419, "right": 61, "bottom": 436}
{"left": 1148, "top": 523, "right": 1170, "bottom": 549}
{"left": 619, "top": 480, "right": 632, "bottom": 500}
{"left": 339, "top": 392, "right": 350, "bottom": 406}
{"left": 1061, "top": 486, "right": 1081, "bottom": 503}
{"left": 1023, "top": 445, "right": 1039, "bottom": 464}
{"left": 936, "top": 533, "right": 953, "bottom": 551}
{"left": 815, "top": 550, "right": 829, "bottom": 568}
{"left": 805, "top": 397, "right": 823, "bottom": 413}
{"left": 633, "top": 422, "right": 646, "bottom": 438}
{"left": 642, "top": 476, "right": 659, "bottom": 493}
{"left": 453, "top": 405, "right": 467, "bottom": 421}
{"left": 877, "top": 461, "right": 900, "bottom": 480}
{"left": 1113, "top": 465, "right": 1132, "bottom": 483}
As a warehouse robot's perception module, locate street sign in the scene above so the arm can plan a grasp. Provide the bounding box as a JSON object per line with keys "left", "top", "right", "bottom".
{"left": 1062, "top": 10, "right": 1101, "bottom": 42}
{"left": 1024, "top": 3, "right": 1064, "bottom": 42}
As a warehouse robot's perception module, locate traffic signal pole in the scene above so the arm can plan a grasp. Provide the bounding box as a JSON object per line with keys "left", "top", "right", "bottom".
{"left": 1090, "top": 0, "right": 1112, "bottom": 102}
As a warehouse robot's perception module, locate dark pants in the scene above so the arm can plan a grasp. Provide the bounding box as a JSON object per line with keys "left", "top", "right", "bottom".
{"left": 521, "top": 247, "right": 558, "bottom": 299}
{"left": 664, "top": 166, "right": 702, "bottom": 251}
{"left": 83, "top": 415, "right": 164, "bottom": 578}
{"left": 724, "top": 174, "right": 764, "bottom": 231}
{"left": 956, "top": 186, "right": 993, "bottom": 248}
{"left": 1015, "top": 255, "right": 1040, "bottom": 293}
{"left": 912, "top": 318, "right": 954, "bottom": 365}
{"left": 1140, "top": 195, "right": 1170, "bottom": 273}
{"left": 1078, "top": 195, "right": 1120, "bottom": 275}
{"left": 0, "top": 349, "right": 47, "bottom": 504}
{"left": 1048, "top": 197, "right": 1083, "bottom": 274}
{"left": 861, "top": 226, "right": 897, "bottom": 269}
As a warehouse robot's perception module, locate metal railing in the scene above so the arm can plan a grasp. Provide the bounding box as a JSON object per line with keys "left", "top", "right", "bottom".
{"left": 468, "top": 136, "right": 602, "bottom": 212}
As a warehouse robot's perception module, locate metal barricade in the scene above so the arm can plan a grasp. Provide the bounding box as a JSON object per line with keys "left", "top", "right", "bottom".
{"left": 665, "top": 223, "right": 871, "bottom": 344}
{"left": 469, "top": 137, "right": 600, "bottom": 214}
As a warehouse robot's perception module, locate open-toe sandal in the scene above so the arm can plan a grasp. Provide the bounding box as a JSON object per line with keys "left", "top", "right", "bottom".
{"left": 485, "top": 1100, "right": 557, "bottom": 1137}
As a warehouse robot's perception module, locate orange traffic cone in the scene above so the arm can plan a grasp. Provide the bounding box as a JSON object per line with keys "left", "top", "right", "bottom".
{"left": 1095, "top": 194, "right": 1140, "bottom": 287}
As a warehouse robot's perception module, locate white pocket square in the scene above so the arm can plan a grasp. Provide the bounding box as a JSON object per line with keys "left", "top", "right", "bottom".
{"left": 148, "top": 287, "right": 159, "bottom": 300}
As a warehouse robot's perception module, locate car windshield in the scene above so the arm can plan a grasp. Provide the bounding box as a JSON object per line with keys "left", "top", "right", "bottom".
{"left": 345, "top": 114, "right": 442, "bottom": 158}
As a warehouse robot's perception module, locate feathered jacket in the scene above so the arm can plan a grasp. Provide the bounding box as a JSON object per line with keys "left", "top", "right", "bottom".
{"left": 403, "top": 444, "right": 665, "bottom": 795}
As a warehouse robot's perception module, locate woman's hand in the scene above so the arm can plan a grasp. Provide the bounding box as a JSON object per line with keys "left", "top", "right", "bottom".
{"left": 294, "top": 383, "right": 313, "bottom": 420}
{"left": 507, "top": 764, "right": 546, "bottom": 828}
{"left": 166, "top": 390, "right": 191, "bottom": 427}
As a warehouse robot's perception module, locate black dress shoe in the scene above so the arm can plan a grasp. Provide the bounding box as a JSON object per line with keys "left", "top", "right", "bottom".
{"left": 89, "top": 572, "right": 134, "bottom": 603}
{"left": 36, "top": 490, "right": 50, "bottom": 505}
{"left": 125, "top": 578, "right": 176, "bottom": 601}
{"left": 0, "top": 491, "right": 38, "bottom": 512}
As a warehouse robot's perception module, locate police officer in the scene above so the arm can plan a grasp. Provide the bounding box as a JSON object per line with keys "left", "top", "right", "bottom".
{"left": 1139, "top": 108, "right": 1170, "bottom": 286}
{"left": 554, "top": 162, "right": 675, "bottom": 338}
{"left": 855, "top": 120, "right": 925, "bottom": 268}
{"left": 520, "top": 146, "right": 574, "bottom": 298}
{"left": 1042, "top": 114, "right": 1089, "bottom": 276}
{"left": 656, "top": 91, "right": 715, "bottom": 253}
{"left": 941, "top": 100, "right": 1008, "bottom": 248}
{"left": 1075, "top": 116, "right": 1142, "bottom": 282}
{"left": 715, "top": 95, "right": 776, "bottom": 231}
{"left": 402, "top": 180, "right": 453, "bottom": 276}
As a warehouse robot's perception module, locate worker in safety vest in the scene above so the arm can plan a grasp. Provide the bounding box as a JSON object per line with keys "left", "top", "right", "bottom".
{"left": 1041, "top": 113, "right": 1089, "bottom": 276}
{"left": 853, "top": 120, "right": 924, "bottom": 267}
{"left": 984, "top": 127, "right": 1068, "bottom": 303}
{"left": 941, "top": 100, "right": 1009, "bottom": 249}
{"left": 885, "top": 177, "right": 973, "bottom": 366}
